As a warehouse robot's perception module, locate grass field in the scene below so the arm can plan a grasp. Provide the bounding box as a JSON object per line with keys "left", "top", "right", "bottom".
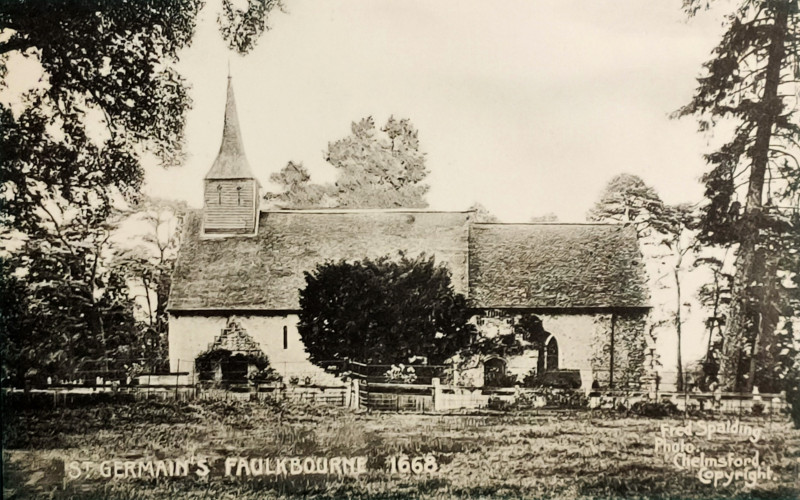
{"left": 3, "top": 399, "right": 799, "bottom": 499}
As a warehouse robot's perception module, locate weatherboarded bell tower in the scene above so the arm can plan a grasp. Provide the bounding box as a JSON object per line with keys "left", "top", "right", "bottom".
{"left": 203, "top": 77, "right": 260, "bottom": 235}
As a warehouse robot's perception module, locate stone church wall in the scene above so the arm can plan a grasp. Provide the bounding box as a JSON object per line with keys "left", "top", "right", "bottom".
{"left": 169, "top": 313, "right": 340, "bottom": 385}
{"left": 462, "top": 311, "right": 647, "bottom": 390}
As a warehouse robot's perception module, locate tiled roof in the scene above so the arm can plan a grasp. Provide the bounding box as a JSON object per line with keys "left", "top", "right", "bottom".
{"left": 468, "top": 223, "right": 648, "bottom": 308}
{"left": 169, "top": 210, "right": 471, "bottom": 310}
{"left": 169, "top": 212, "right": 648, "bottom": 312}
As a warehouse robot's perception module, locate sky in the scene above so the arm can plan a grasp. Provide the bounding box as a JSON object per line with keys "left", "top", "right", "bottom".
{"left": 144, "top": 0, "right": 729, "bottom": 222}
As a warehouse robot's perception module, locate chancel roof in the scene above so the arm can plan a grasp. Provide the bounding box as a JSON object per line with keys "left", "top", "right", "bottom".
{"left": 468, "top": 223, "right": 649, "bottom": 309}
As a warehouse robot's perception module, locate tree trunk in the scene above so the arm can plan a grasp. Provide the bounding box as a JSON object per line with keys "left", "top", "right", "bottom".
{"left": 721, "top": 3, "right": 789, "bottom": 393}
{"left": 675, "top": 265, "right": 683, "bottom": 392}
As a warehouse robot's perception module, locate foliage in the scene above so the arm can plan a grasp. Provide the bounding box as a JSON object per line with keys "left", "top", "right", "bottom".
{"left": 0, "top": 208, "right": 148, "bottom": 387}
{"left": 587, "top": 174, "right": 674, "bottom": 238}
{"left": 195, "top": 348, "right": 279, "bottom": 383}
{"left": 629, "top": 400, "right": 679, "bottom": 418}
{"left": 247, "top": 365, "right": 283, "bottom": 384}
{"left": 218, "top": 0, "right": 283, "bottom": 54}
{"left": 529, "top": 212, "right": 559, "bottom": 222}
{"left": 676, "top": 0, "right": 800, "bottom": 392}
{"left": 522, "top": 369, "right": 582, "bottom": 390}
{"left": 516, "top": 388, "right": 587, "bottom": 409}
{"left": 298, "top": 254, "right": 475, "bottom": 366}
{"left": 265, "top": 116, "right": 430, "bottom": 209}
{"left": 1, "top": 0, "right": 285, "bottom": 387}
{"left": 264, "top": 161, "right": 333, "bottom": 208}
{"left": 786, "top": 366, "right": 800, "bottom": 429}
{"left": 0, "top": 0, "right": 203, "bottom": 235}
{"left": 384, "top": 364, "right": 418, "bottom": 384}
{"left": 469, "top": 203, "right": 500, "bottom": 223}
{"left": 590, "top": 312, "right": 649, "bottom": 389}
{"left": 113, "top": 197, "right": 187, "bottom": 361}
{"left": 694, "top": 255, "right": 734, "bottom": 387}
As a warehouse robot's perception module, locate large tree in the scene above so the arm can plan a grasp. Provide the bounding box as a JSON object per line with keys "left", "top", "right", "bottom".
{"left": 297, "top": 254, "right": 475, "bottom": 366}
{"left": 677, "top": 0, "right": 800, "bottom": 392}
{"left": 1, "top": 206, "right": 144, "bottom": 385}
{"left": 265, "top": 116, "right": 430, "bottom": 209}
{"left": 0, "top": 0, "right": 282, "bottom": 235}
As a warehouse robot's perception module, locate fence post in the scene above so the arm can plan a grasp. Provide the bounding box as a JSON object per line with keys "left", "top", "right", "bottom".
{"left": 175, "top": 360, "right": 181, "bottom": 400}
{"left": 344, "top": 378, "right": 352, "bottom": 408}
{"left": 432, "top": 378, "right": 443, "bottom": 412}
{"left": 351, "top": 378, "right": 360, "bottom": 410}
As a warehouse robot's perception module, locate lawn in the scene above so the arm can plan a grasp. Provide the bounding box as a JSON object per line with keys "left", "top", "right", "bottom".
{"left": 2, "top": 399, "right": 799, "bottom": 499}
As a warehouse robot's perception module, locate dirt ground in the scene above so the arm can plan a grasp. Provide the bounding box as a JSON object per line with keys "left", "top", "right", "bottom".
{"left": 3, "top": 399, "right": 799, "bottom": 499}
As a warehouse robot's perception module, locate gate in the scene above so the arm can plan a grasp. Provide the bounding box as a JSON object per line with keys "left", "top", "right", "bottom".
{"left": 358, "top": 381, "right": 433, "bottom": 412}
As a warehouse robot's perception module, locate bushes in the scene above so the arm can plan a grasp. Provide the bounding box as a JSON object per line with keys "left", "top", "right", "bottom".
{"left": 629, "top": 400, "right": 679, "bottom": 418}
{"left": 522, "top": 369, "right": 582, "bottom": 390}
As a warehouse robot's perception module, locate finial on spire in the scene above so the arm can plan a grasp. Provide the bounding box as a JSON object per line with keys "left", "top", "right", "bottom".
{"left": 227, "top": 58, "right": 231, "bottom": 80}
{"left": 204, "top": 75, "right": 256, "bottom": 181}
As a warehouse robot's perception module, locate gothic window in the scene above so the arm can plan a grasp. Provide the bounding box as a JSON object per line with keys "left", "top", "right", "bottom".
{"left": 483, "top": 357, "right": 507, "bottom": 387}
{"left": 237, "top": 185, "right": 243, "bottom": 205}
{"left": 545, "top": 336, "right": 559, "bottom": 371}
{"left": 217, "top": 184, "right": 222, "bottom": 204}
{"left": 283, "top": 325, "right": 288, "bottom": 349}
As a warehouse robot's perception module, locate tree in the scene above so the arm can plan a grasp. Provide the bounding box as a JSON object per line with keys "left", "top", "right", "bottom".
{"left": 1, "top": 0, "right": 283, "bottom": 235}
{"left": 468, "top": 203, "right": 500, "bottom": 223}
{"left": 297, "top": 254, "right": 475, "bottom": 366}
{"left": 676, "top": 0, "right": 800, "bottom": 392}
{"left": 265, "top": 116, "right": 430, "bottom": 209}
{"left": 2, "top": 206, "right": 143, "bottom": 385}
{"left": 694, "top": 254, "right": 734, "bottom": 388}
{"left": 218, "top": 0, "right": 283, "bottom": 54}
{"left": 660, "top": 204, "right": 698, "bottom": 391}
{"left": 114, "top": 197, "right": 186, "bottom": 364}
{"left": 529, "top": 213, "right": 559, "bottom": 223}
{"left": 589, "top": 174, "right": 697, "bottom": 389}
{"left": 588, "top": 174, "right": 674, "bottom": 238}
{"left": 264, "top": 161, "right": 333, "bottom": 209}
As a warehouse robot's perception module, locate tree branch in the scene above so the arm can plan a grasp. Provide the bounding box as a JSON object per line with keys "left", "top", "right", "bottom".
{"left": 0, "top": 37, "right": 35, "bottom": 56}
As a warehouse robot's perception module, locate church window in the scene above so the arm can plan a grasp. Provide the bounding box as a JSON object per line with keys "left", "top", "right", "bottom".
{"left": 283, "top": 325, "right": 288, "bottom": 349}
{"left": 545, "top": 336, "right": 559, "bottom": 371}
{"left": 237, "top": 185, "right": 242, "bottom": 205}
{"left": 217, "top": 184, "right": 222, "bottom": 204}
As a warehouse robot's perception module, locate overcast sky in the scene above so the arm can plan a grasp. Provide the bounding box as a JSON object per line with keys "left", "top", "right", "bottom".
{"left": 142, "top": 0, "right": 728, "bottom": 222}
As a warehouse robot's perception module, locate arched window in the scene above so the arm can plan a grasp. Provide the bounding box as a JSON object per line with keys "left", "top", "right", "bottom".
{"left": 283, "top": 325, "right": 288, "bottom": 350}
{"left": 237, "top": 185, "right": 243, "bottom": 206}
{"left": 483, "top": 357, "right": 507, "bottom": 387}
{"left": 217, "top": 184, "right": 223, "bottom": 204}
{"left": 545, "top": 336, "right": 559, "bottom": 371}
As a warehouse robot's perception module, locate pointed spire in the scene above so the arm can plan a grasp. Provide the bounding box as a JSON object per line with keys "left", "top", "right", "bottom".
{"left": 205, "top": 76, "right": 256, "bottom": 180}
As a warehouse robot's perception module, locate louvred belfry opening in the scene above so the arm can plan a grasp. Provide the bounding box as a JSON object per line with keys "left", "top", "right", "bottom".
{"left": 203, "top": 76, "right": 260, "bottom": 235}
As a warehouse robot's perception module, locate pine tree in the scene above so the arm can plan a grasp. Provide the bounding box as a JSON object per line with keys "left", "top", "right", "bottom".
{"left": 676, "top": 0, "right": 800, "bottom": 391}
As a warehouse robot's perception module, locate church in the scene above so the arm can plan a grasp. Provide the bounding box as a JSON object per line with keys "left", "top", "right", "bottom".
{"left": 167, "top": 79, "right": 651, "bottom": 391}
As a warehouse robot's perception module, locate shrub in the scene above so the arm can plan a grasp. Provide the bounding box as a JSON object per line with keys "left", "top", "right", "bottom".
{"left": 487, "top": 397, "right": 513, "bottom": 411}
{"left": 751, "top": 402, "right": 765, "bottom": 416}
{"left": 522, "top": 369, "right": 582, "bottom": 389}
{"left": 630, "top": 400, "right": 679, "bottom": 418}
{"left": 247, "top": 365, "right": 283, "bottom": 384}
{"left": 384, "top": 364, "right": 418, "bottom": 384}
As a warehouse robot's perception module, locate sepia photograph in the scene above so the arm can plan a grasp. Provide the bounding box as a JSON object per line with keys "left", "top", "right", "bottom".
{"left": 1, "top": 0, "right": 799, "bottom": 498}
